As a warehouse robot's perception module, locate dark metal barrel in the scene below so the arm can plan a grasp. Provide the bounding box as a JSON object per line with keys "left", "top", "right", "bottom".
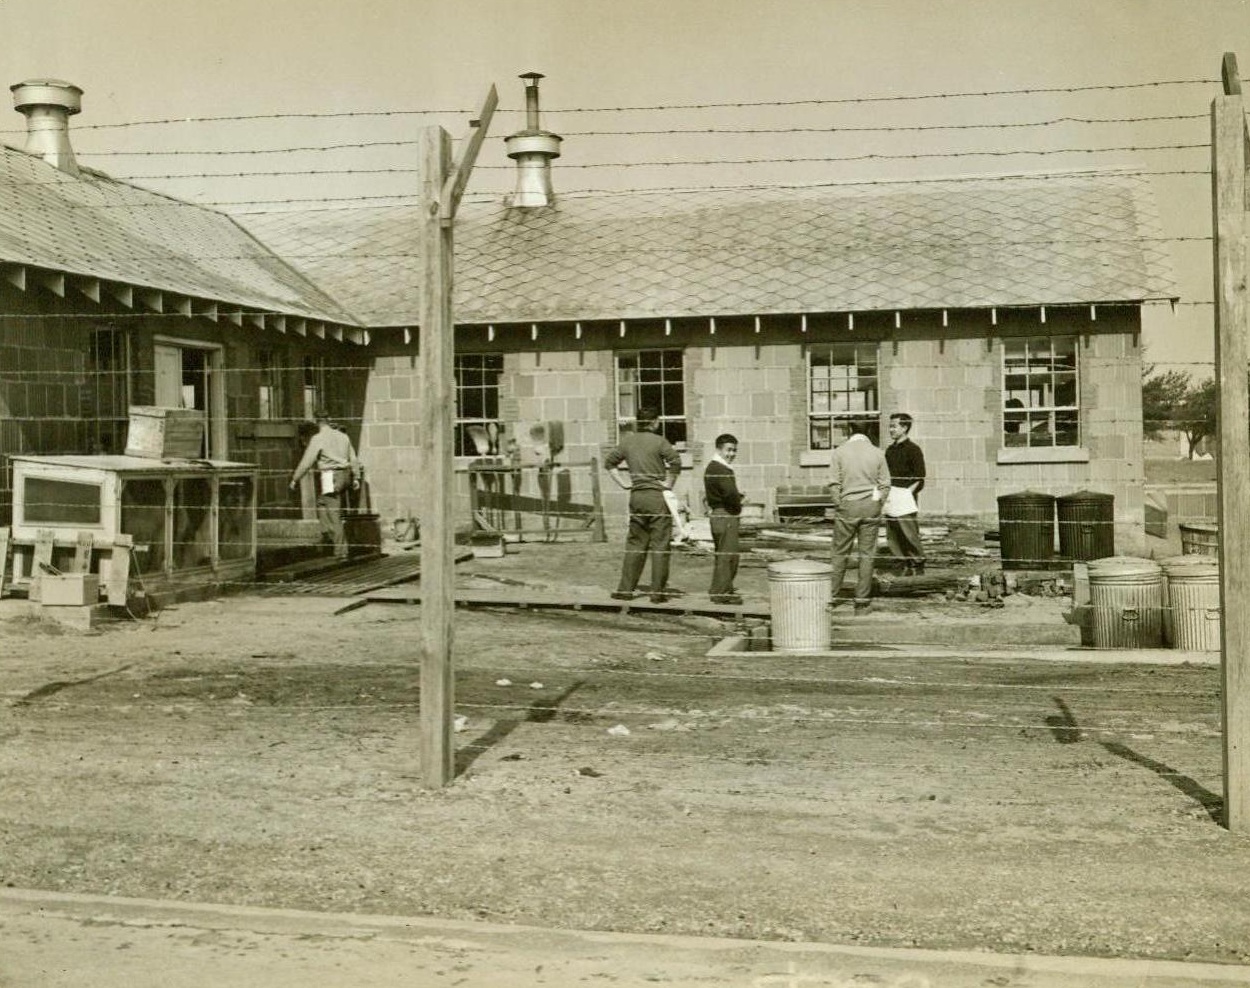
{"left": 996, "top": 490, "right": 1056, "bottom": 570}
{"left": 1057, "top": 490, "right": 1115, "bottom": 562}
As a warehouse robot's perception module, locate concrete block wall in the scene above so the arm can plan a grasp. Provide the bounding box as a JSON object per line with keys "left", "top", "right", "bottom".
{"left": 357, "top": 309, "right": 1148, "bottom": 546}
{"left": 360, "top": 353, "right": 425, "bottom": 528}
{"left": 689, "top": 343, "right": 799, "bottom": 517}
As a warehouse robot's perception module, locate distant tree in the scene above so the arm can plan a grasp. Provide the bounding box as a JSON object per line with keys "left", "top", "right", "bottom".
{"left": 1142, "top": 366, "right": 1217, "bottom": 458}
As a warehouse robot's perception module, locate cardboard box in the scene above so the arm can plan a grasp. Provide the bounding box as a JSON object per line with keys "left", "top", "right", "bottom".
{"left": 125, "top": 406, "right": 206, "bottom": 460}
{"left": 40, "top": 573, "right": 100, "bottom": 607}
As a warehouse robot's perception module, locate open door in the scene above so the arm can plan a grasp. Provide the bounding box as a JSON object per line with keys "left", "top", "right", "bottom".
{"left": 153, "top": 341, "right": 224, "bottom": 458}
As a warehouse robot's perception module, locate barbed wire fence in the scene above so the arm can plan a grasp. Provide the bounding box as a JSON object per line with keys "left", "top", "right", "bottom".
{"left": 0, "top": 72, "right": 1233, "bottom": 649}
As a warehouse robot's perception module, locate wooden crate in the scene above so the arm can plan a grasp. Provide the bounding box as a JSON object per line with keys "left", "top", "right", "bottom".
{"left": 125, "top": 406, "right": 205, "bottom": 460}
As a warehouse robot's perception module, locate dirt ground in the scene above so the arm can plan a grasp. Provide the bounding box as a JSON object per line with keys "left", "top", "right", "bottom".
{"left": 1, "top": 534, "right": 1247, "bottom": 968}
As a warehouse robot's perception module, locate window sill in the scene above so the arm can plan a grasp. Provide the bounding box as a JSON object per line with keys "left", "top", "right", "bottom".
{"left": 996, "top": 446, "right": 1090, "bottom": 464}
{"left": 800, "top": 450, "right": 832, "bottom": 467}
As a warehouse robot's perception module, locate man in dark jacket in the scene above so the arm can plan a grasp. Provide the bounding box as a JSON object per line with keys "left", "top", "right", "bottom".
{"left": 703, "top": 433, "right": 743, "bottom": 605}
{"left": 604, "top": 408, "right": 683, "bottom": 602}
{"left": 884, "top": 412, "right": 927, "bottom": 576}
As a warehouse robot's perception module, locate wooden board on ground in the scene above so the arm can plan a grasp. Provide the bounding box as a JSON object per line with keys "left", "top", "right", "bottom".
{"left": 359, "top": 584, "right": 769, "bottom": 619}
{"left": 253, "top": 549, "right": 472, "bottom": 598}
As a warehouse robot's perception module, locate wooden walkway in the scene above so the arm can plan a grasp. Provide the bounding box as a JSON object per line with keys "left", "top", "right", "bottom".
{"left": 358, "top": 584, "right": 769, "bottom": 619}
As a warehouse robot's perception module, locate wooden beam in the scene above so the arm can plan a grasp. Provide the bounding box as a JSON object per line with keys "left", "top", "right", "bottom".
{"left": 1212, "top": 71, "right": 1250, "bottom": 833}
{"left": 330, "top": 325, "right": 344, "bottom": 342}
{"left": 247, "top": 312, "right": 267, "bottom": 331}
{"left": 108, "top": 283, "right": 134, "bottom": 308}
{"left": 440, "top": 84, "right": 498, "bottom": 224}
{"left": 311, "top": 321, "right": 326, "bottom": 339}
{"left": 173, "top": 295, "right": 192, "bottom": 317}
{"left": 2, "top": 265, "right": 27, "bottom": 291}
{"left": 192, "top": 299, "right": 218, "bottom": 322}
{"left": 74, "top": 277, "right": 101, "bottom": 303}
{"left": 272, "top": 315, "right": 287, "bottom": 334}
{"left": 291, "top": 318, "right": 307, "bottom": 336}
{"left": 138, "top": 289, "right": 163, "bottom": 313}
{"left": 38, "top": 271, "right": 66, "bottom": 297}
{"left": 419, "top": 124, "right": 456, "bottom": 788}
{"left": 225, "top": 310, "right": 243, "bottom": 327}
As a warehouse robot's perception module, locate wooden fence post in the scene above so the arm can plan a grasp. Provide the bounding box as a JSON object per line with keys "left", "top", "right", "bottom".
{"left": 1212, "top": 52, "right": 1250, "bottom": 832}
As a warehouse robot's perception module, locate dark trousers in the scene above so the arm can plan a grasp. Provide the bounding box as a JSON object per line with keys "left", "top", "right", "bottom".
{"left": 615, "top": 488, "right": 672, "bottom": 593}
{"left": 709, "top": 509, "right": 740, "bottom": 595}
{"left": 316, "top": 469, "right": 352, "bottom": 559}
{"left": 886, "top": 513, "right": 925, "bottom": 569}
{"left": 828, "top": 496, "right": 882, "bottom": 603}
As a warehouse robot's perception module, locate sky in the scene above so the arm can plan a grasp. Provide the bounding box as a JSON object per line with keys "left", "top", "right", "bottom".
{"left": 2, "top": 0, "right": 1249, "bottom": 372}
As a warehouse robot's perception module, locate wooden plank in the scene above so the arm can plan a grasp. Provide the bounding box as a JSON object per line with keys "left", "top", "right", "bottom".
{"left": 440, "top": 84, "right": 498, "bottom": 223}
{"left": 71, "top": 531, "right": 94, "bottom": 573}
{"left": 29, "top": 529, "right": 55, "bottom": 602}
{"left": 107, "top": 535, "right": 133, "bottom": 606}
{"left": 1212, "top": 72, "right": 1250, "bottom": 833}
{"left": 0, "top": 527, "right": 10, "bottom": 598}
{"left": 419, "top": 125, "right": 456, "bottom": 788}
{"left": 473, "top": 488, "right": 594, "bottom": 519}
{"left": 362, "top": 584, "right": 768, "bottom": 619}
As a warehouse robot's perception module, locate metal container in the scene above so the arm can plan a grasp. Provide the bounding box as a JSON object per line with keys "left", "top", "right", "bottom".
{"left": 1087, "top": 556, "right": 1165, "bottom": 649}
{"left": 1178, "top": 522, "right": 1219, "bottom": 557}
{"left": 1057, "top": 490, "right": 1115, "bottom": 561}
{"left": 996, "top": 490, "right": 1056, "bottom": 569}
{"left": 767, "top": 558, "right": 832, "bottom": 653}
{"left": 1162, "top": 556, "right": 1221, "bottom": 651}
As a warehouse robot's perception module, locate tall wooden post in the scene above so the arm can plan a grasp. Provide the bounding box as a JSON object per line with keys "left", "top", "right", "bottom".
{"left": 415, "top": 87, "right": 496, "bottom": 789}
{"left": 418, "top": 125, "right": 456, "bottom": 787}
{"left": 1212, "top": 52, "right": 1250, "bottom": 832}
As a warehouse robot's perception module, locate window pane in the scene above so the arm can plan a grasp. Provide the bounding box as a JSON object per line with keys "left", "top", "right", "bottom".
{"left": 1054, "top": 410, "right": 1079, "bottom": 446}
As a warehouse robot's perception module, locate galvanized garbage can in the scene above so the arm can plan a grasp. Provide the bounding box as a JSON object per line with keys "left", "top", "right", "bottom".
{"left": 1087, "top": 556, "right": 1165, "bottom": 649}
{"left": 1057, "top": 490, "right": 1114, "bottom": 561}
{"left": 996, "top": 490, "right": 1056, "bottom": 569}
{"left": 1162, "top": 556, "right": 1221, "bottom": 651}
{"left": 768, "top": 558, "right": 833, "bottom": 653}
{"left": 1178, "top": 521, "right": 1219, "bottom": 557}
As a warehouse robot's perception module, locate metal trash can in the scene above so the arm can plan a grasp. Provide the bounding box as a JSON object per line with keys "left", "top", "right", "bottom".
{"left": 1162, "top": 556, "right": 1221, "bottom": 651}
{"left": 768, "top": 558, "right": 832, "bottom": 653}
{"left": 1057, "top": 490, "right": 1115, "bottom": 561}
{"left": 1179, "top": 521, "right": 1219, "bottom": 557}
{"left": 996, "top": 490, "right": 1056, "bottom": 569}
{"left": 1087, "top": 556, "right": 1165, "bottom": 649}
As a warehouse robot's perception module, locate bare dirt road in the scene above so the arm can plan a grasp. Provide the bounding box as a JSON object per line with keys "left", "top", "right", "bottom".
{"left": 0, "top": 541, "right": 1246, "bottom": 969}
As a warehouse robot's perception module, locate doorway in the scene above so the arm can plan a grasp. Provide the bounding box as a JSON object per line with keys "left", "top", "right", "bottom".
{"left": 153, "top": 339, "right": 226, "bottom": 459}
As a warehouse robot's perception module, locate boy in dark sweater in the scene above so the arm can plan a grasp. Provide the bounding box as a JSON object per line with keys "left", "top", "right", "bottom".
{"left": 884, "top": 412, "right": 927, "bottom": 575}
{"left": 703, "top": 433, "right": 743, "bottom": 605}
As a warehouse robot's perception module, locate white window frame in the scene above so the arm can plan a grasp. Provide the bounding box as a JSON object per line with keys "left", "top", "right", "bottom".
{"left": 1001, "top": 335, "right": 1080, "bottom": 450}
{"left": 614, "top": 348, "right": 688, "bottom": 449}
{"left": 454, "top": 352, "right": 505, "bottom": 458}
{"left": 806, "top": 342, "right": 880, "bottom": 450}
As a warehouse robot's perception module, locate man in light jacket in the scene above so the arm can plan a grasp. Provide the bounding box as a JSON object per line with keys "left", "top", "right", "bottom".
{"left": 290, "top": 408, "right": 361, "bottom": 560}
{"left": 827, "top": 419, "right": 891, "bottom": 612}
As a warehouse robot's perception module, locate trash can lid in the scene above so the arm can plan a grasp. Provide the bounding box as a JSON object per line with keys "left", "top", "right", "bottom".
{"left": 1056, "top": 489, "right": 1114, "bottom": 505}
{"left": 997, "top": 489, "right": 1057, "bottom": 504}
{"left": 767, "top": 558, "right": 833, "bottom": 579}
{"left": 1087, "top": 555, "right": 1162, "bottom": 579}
{"left": 1161, "top": 555, "right": 1220, "bottom": 577}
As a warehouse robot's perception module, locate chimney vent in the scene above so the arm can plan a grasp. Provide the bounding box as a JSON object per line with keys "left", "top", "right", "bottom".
{"left": 504, "top": 72, "right": 561, "bottom": 208}
{"left": 11, "top": 78, "right": 82, "bottom": 176}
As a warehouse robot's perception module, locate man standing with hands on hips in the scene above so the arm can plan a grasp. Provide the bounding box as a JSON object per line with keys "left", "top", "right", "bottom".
{"left": 604, "top": 407, "right": 683, "bottom": 603}
{"left": 826, "top": 419, "right": 891, "bottom": 613}
{"left": 884, "top": 412, "right": 927, "bottom": 576}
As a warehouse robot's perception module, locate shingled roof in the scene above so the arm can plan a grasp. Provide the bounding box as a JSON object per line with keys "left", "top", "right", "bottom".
{"left": 0, "top": 143, "right": 358, "bottom": 325}
{"left": 239, "top": 168, "right": 1178, "bottom": 328}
